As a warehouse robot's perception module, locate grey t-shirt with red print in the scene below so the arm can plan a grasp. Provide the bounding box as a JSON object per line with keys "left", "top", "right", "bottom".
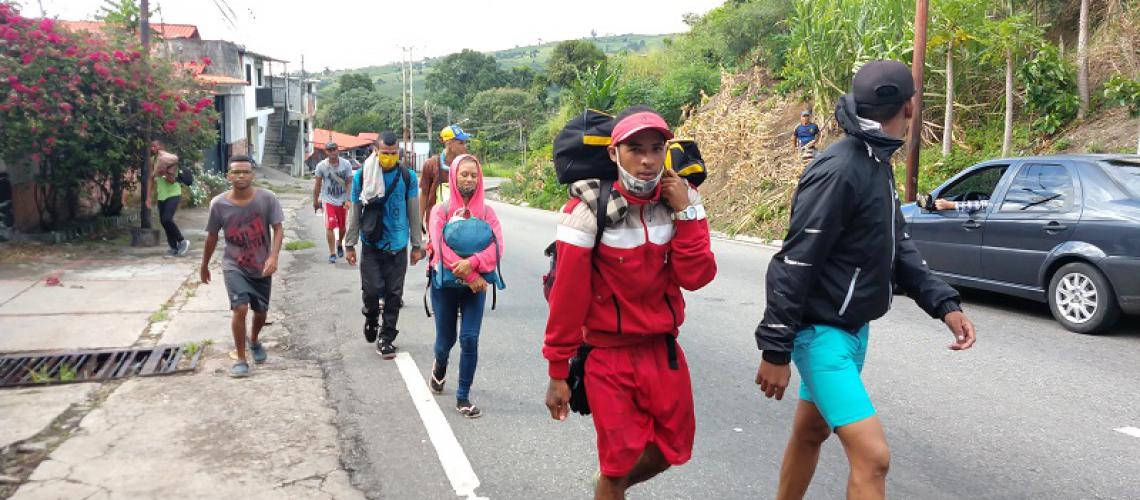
{"left": 205, "top": 189, "right": 285, "bottom": 278}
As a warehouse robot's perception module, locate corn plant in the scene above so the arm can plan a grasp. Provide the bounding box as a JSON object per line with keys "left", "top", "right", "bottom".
{"left": 780, "top": 0, "right": 914, "bottom": 116}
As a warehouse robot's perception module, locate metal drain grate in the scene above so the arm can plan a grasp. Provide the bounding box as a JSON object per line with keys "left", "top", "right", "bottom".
{"left": 0, "top": 345, "right": 202, "bottom": 388}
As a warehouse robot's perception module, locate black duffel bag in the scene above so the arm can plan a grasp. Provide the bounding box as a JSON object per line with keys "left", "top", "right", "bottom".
{"left": 553, "top": 109, "right": 617, "bottom": 184}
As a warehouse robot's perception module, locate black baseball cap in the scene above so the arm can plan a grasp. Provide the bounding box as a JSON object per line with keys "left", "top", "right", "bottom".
{"left": 851, "top": 60, "right": 915, "bottom": 106}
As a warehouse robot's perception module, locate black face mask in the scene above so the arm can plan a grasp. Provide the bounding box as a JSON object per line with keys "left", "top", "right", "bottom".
{"left": 458, "top": 186, "right": 476, "bottom": 198}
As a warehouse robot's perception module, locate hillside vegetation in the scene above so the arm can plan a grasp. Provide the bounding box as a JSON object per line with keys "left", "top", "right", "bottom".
{"left": 315, "top": 34, "right": 670, "bottom": 101}
{"left": 315, "top": 0, "right": 1140, "bottom": 240}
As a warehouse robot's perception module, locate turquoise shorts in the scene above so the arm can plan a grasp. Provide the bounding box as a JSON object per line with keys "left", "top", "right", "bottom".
{"left": 792, "top": 323, "right": 874, "bottom": 430}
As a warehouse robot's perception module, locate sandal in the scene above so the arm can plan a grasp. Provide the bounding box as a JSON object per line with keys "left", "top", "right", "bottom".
{"left": 456, "top": 400, "right": 482, "bottom": 419}
{"left": 430, "top": 362, "right": 446, "bottom": 394}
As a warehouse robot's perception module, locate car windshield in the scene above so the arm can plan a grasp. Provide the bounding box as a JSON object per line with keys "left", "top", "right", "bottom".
{"left": 1102, "top": 159, "right": 1140, "bottom": 198}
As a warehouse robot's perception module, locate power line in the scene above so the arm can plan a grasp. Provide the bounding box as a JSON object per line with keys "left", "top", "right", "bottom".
{"left": 209, "top": 0, "right": 237, "bottom": 30}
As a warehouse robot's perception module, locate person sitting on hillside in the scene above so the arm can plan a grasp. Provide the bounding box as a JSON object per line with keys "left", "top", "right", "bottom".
{"left": 793, "top": 110, "right": 821, "bottom": 159}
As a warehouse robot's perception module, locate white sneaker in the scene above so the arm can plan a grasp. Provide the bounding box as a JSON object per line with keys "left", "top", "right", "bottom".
{"left": 176, "top": 239, "right": 190, "bottom": 256}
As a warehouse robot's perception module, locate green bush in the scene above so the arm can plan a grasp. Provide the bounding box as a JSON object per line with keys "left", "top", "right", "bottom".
{"left": 187, "top": 169, "right": 228, "bottom": 207}
{"left": 498, "top": 145, "right": 568, "bottom": 211}
{"left": 1019, "top": 45, "right": 1079, "bottom": 135}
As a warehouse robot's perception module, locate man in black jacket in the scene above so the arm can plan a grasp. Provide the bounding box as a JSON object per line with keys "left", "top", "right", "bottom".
{"left": 753, "top": 60, "right": 977, "bottom": 500}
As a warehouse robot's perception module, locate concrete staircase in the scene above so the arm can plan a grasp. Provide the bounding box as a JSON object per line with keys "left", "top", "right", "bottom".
{"left": 262, "top": 109, "right": 300, "bottom": 174}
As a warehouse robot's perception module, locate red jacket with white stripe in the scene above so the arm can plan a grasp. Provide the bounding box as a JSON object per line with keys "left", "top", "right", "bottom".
{"left": 542, "top": 182, "right": 717, "bottom": 379}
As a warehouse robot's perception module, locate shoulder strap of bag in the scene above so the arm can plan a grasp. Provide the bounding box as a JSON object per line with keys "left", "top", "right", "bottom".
{"left": 593, "top": 180, "right": 612, "bottom": 256}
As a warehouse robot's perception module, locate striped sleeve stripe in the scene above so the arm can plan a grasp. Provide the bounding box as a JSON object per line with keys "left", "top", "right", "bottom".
{"left": 556, "top": 224, "right": 595, "bottom": 248}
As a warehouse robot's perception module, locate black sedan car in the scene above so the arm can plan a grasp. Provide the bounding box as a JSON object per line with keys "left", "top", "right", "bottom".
{"left": 901, "top": 154, "right": 1140, "bottom": 334}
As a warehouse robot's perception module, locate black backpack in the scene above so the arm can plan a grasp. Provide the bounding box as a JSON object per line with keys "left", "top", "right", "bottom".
{"left": 542, "top": 179, "right": 610, "bottom": 302}
{"left": 665, "top": 139, "right": 707, "bottom": 187}
{"left": 176, "top": 165, "right": 195, "bottom": 187}
{"left": 553, "top": 109, "right": 618, "bottom": 183}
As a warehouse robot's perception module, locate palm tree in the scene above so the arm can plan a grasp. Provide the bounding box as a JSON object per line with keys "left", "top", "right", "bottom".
{"left": 1076, "top": 0, "right": 1090, "bottom": 121}
{"left": 929, "top": 0, "right": 986, "bottom": 157}
{"left": 981, "top": 12, "right": 1043, "bottom": 156}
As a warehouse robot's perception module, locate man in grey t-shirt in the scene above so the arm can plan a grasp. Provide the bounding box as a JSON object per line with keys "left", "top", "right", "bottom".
{"left": 313, "top": 141, "right": 353, "bottom": 264}
{"left": 201, "top": 156, "right": 285, "bottom": 378}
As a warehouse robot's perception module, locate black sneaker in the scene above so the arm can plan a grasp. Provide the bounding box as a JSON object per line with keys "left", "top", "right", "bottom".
{"left": 376, "top": 340, "right": 397, "bottom": 359}
{"left": 363, "top": 321, "right": 379, "bottom": 343}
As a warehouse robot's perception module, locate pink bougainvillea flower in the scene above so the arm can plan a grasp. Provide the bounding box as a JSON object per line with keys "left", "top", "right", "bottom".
{"left": 177, "top": 100, "right": 190, "bottom": 112}
{"left": 39, "top": 18, "right": 53, "bottom": 31}
{"left": 58, "top": 102, "right": 72, "bottom": 112}
{"left": 163, "top": 120, "right": 177, "bottom": 132}
{"left": 21, "top": 54, "right": 34, "bottom": 65}
{"left": 7, "top": 75, "right": 18, "bottom": 84}
{"left": 201, "top": 56, "right": 212, "bottom": 65}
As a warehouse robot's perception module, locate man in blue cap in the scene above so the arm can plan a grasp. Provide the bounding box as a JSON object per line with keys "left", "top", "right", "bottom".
{"left": 419, "top": 124, "right": 470, "bottom": 242}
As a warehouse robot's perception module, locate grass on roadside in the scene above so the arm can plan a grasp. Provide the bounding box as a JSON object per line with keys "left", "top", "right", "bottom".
{"left": 149, "top": 306, "right": 169, "bottom": 323}
{"left": 481, "top": 161, "right": 519, "bottom": 178}
{"left": 285, "top": 240, "right": 316, "bottom": 251}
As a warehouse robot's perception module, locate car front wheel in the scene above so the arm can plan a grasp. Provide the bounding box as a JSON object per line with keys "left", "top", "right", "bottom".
{"left": 1048, "top": 262, "right": 1121, "bottom": 334}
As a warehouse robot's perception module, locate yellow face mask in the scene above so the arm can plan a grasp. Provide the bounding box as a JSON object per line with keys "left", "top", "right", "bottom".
{"left": 378, "top": 153, "right": 399, "bottom": 169}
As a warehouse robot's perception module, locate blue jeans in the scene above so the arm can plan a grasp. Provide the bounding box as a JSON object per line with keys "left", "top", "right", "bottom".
{"left": 431, "top": 286, "right": 487, "bottom": 401}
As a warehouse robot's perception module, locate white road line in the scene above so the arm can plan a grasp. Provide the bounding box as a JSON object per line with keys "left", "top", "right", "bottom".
{"left": 1114, "top": 427, "right": 1140, "bottom": 439}
{"left": 394, "top": 352, "right": 487, "bottom": 500}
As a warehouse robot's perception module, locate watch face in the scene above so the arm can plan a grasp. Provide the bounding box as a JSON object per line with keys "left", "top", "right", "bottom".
{"left": 685, "top": 207, "right": 698, "bottom": 219}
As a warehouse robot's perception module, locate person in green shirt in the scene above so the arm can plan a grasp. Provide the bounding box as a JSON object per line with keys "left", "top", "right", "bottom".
{"left": 147, "top": 139, "right": 189, "bottom": 257}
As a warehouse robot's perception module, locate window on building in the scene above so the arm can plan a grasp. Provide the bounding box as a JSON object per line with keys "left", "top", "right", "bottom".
{"left": 245, "top": 64, "right": 252, "bottom": 84}
{"left": 256, "top": 68, "right": 263, "bottom": 87}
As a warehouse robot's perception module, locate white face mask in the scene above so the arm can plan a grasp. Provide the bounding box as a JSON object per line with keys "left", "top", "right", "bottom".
{"left": 615, "top": 155, "right": 663, "bottom": 197}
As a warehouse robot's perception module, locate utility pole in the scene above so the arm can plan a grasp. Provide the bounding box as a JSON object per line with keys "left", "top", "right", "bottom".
{"left": 408, "top": 47, "right": 415, "bottom": 164}
{"left": 139, "top": 0, "right": 152, "bottom": 229}
{"left": 399, "top": 49, "right": 407, "bottom": 154}
{"left": 424, "top": 99, "right": 433, "bottom": 158}
{"left": 518, "top": 122, "right": 525, "bottom": 170}
{"left": 904, "top": 0, "right": 929, "bottom": 202}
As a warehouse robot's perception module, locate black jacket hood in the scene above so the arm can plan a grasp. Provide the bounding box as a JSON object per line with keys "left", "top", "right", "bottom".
{"left": 834, "top": 93, "right": 905, "bottom": 164}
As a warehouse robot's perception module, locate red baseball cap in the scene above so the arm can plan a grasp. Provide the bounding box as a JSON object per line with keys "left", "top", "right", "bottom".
{"left": 611, "top": 111, "right": 674, "bottom": 145}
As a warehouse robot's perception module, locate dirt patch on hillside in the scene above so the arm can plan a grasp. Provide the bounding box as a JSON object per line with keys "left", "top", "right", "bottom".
{"left": 1052, "top": 106, "right": 1139, "bottom": 154}
{"left": 677, "top": 67, "right": 823, "bottom": 238}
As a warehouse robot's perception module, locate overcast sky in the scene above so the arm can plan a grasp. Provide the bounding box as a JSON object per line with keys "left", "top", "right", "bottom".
{"left": 20, "top": 0, "right": 723, "bottom": 71}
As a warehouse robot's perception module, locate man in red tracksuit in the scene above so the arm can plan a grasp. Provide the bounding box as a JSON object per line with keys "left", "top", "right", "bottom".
{"left": 543, "top": 107, "right": 717, "bottom": 500}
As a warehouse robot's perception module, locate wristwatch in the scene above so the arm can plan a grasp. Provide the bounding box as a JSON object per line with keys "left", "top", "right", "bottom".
{"left": 672, "top": 205, "right": 699, "bottom": 221}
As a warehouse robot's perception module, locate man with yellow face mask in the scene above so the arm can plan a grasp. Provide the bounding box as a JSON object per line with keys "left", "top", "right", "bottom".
{"left": 345, "top": 131, "right": 425, "bottom": 358}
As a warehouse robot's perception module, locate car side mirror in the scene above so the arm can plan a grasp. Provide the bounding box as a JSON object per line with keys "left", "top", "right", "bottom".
{"left": 917, "top": 193, "right": 934, "bottom": 211}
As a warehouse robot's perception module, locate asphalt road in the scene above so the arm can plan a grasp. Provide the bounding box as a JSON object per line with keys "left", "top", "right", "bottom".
{"left": 280, "top": 195, "right": 1140, "bottom": 500}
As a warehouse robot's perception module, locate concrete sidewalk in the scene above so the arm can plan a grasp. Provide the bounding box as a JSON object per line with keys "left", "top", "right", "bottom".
{"left": 0, "top": 168, "right": 363, "bottom": 498}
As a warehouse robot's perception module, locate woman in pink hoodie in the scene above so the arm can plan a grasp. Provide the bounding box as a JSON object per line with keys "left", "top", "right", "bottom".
{"left": 428, "top": 154, "right": 503, "bottom": 418}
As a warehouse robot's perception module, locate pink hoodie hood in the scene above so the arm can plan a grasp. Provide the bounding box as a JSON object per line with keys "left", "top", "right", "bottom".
{"left": 444, "top": 153, "right": 486, "bottom": 219}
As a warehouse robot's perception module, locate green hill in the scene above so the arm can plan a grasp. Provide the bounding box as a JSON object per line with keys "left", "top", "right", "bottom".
{"left": 313, "top": 34, "right": 673, "bottom": 100}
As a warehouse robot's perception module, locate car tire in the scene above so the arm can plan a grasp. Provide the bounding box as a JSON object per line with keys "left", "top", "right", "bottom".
{"left": 1048, "top": 262, "right": 1121, "bottom": 334}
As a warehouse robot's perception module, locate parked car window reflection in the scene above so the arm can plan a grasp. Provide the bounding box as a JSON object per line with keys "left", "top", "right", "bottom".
{"left": 1101, "top": 160, "right": 1140, "bottom": 198}
{"left": 999, "top": 164, "right": 1074, "bottom": 212}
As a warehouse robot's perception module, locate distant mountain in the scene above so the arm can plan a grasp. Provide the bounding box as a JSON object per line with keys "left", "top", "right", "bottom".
{"left": 313, "top": 34, "right": 674, "bottom": 100}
